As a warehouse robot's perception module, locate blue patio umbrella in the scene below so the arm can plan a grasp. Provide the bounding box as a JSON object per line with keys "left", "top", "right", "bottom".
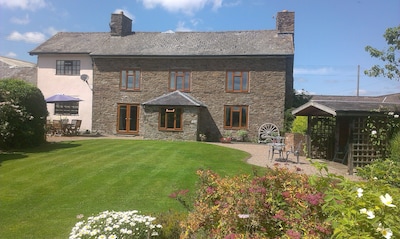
{"left": 45, "top": 94, "right": 81, "bottom": 103}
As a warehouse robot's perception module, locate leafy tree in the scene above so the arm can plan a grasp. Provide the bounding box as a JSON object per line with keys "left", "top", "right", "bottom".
{"left": 364, "top": 25, "right": 400, "bottom": 80}
{"left": 0, "top": 79, "right": 48, "bottom": 149}
{"left": 284, "top": 90, "right": 311, "bottom": 132}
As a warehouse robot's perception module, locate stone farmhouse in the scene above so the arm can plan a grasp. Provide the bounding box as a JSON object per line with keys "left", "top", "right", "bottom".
{"left": 30, "top": 11, "right": 295, "bottom": 141}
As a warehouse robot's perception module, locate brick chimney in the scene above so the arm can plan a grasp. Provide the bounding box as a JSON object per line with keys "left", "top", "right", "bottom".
{"left": 110, "top": 11, "right": 132, "bottom": 36}
{"left": 276, "top": 10, "right": 294, "bottom": 34}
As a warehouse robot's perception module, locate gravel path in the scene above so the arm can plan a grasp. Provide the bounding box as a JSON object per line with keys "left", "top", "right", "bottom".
{"left": 47, "top": 135, "right": 362, "bottom": 181}
{"left": 209, "top": 142, "right": 362, "bottom": 181}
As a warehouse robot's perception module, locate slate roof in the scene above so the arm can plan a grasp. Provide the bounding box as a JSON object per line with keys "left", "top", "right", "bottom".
{"left": 0, "top": 56, "right": 37, "bottom": 85}
{"left": 142, "top": 90, "right": 206, "bottom": 107}
{"left": 29, "top": 30, "right": 294, "bottom": 57}
{"left": 292, "top": 93, "right": 400, "bottom": 116}
{"left": 0, "top": 56, "right": 36, "bottom": 68}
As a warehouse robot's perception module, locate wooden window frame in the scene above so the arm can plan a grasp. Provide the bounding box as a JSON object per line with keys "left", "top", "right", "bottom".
{"left": 120, "top": 70, "right": 141, "bottom": 91}
{"left": 169, "top": 70, "right": 191, "bottom": 92}
{"left": 226, "top": 71, "right": 249, "bottom": 92}
{"left": 56, "top": 60, "right": 80, "bottom": 75}
{"left": 224, "top": 105, "right": 248, "bottom": 129}
{"left": 159, "top": 107, "right": 183, "bottom": 131}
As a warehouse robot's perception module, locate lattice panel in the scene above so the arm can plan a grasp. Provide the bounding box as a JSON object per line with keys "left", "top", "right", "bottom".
{"left": 309, "top": 116, "right": 336, "bottom": 160}
{"left": 351, "top": 117, "right": 383, "bottom": 168}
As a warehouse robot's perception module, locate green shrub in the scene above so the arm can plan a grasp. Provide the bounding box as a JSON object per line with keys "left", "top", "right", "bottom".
{"left": 181, "top": 168, "right": 331, "bottom": 238}
{"left": 0, "top": 79, "right": 47, "bottom": 149}
{"left": 291, "top": 116, "right": 307, "bottom": 134}
{"left": 389, "top": 131, "right": 400, "bottom": 162}
{"left": 357, "top": 160, "right": 400, "bottom": 188}
{"left": 322, "top": 179, "right": 400, "bottom": 238}
{"left": 155, "top": 210, "right": 187, "bottom": 239}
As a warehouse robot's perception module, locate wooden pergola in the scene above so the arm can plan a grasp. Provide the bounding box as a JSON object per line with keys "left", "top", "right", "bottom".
{"left": 292, "top": 93, "right": 400, "bottom": 174}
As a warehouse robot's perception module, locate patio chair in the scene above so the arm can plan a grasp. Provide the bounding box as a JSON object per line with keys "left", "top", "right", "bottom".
{"left": 52, "top": 120, "right": 63, "bottom": 136}
{"left": 69, "top": 120, "right": 82, "bottom": 135}
{"left": 285, "top": 140, "right": 303, "bottom": 164}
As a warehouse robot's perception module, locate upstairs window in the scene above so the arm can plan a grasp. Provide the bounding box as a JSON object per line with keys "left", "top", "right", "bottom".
{"left": 55, "top": 102, "right": 79, "bottom": 115}
{"left": 226, "top": 71, "right": 249, "bottom": 92}
{"left": 159, "top": 107, "right": 182, "bottom": 131}
{"left": 56, "top": 60, "right": 80, "bottom": 75}
{"left": 121, "top": 70, "right": 141, "bottom": 91}
{"left": 169, "top": 70, "right": 190, "bottom": 92}
{"left": 224, "top": 105, "right": 248, "bottom": 129}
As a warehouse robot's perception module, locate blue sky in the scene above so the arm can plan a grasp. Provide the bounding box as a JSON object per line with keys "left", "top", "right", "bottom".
{"left": 0, "top": 0, "right": 399, "bottom": 96}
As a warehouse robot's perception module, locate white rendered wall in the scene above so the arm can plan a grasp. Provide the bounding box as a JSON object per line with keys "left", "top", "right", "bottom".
{"left": 36, "top": 54, "right": 93, "bottom": 132}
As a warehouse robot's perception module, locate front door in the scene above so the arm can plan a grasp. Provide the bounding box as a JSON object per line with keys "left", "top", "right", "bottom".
{"left": 117, "top": 104, "right": 139, "bottom": 134}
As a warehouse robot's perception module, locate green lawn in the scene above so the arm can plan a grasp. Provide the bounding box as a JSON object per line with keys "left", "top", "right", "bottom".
{"left": 0, "top": 139, "right": 260, "bottom": 238}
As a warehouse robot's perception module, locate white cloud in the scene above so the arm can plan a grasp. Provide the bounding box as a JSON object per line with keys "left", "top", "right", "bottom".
{"left": 7, "top": 31, "right": 46, "bottom": 44}
{"left": 6, "top": 52, "right": 17, "bottom": 58}
{"left": 0, "top": 0, "right": 47, "bottom": 10}
{"left": 175, "top": 21, "right": 192, "bottom": 32}
{"left": 10, "top": 14, "right": 30, "bottom": 25}
{"left": 45, "top": 27, "right": 63, "bottom": 36}
{"left": 139, "top": 0, "right": 223, "bottom": 15}
{"left": 294, "top": 67, "right": 335, "bottom": 75}
{"left": 113, "top": 9, "right": 135, "bottom": 23}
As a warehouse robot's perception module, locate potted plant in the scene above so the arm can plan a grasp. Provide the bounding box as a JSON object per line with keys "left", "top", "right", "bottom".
{"left": 237, "top": 130, "right": 248, "bottom": 142}
{"left": 199, "top": 133, "right": 207, "bottom": 142}
{"left": 220, "top": 131, "right": 232, "bottom": 143}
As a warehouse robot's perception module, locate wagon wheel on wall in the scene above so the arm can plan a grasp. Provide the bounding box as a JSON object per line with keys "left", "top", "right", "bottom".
{"left": 258, "top": 123, "right": 280, "bottom": 143}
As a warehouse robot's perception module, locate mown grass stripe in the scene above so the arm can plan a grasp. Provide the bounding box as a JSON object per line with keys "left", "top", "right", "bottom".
{"left": 0, "top": 139, "right": 259, "bottom": 238}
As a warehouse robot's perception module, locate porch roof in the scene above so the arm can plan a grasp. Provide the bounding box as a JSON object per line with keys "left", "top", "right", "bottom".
{"left": 292, "top": 93, "right": 400, "bottom": 117}
{"left": 142, "top": 90, "right": 207, "bottom": 107}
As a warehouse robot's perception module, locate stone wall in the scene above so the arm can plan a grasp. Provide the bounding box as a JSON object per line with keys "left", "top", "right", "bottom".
{"left": 284, "top": 133, "right": 307, "bottom": 156}
{"left": 92, "top": 57, "right": 292, "bottom": 141}
{"left": 142, "top": 106, "right": 199, "bottom": 141}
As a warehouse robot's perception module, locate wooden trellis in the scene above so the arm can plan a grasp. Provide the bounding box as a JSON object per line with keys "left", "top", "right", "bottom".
{"left": 308, "top": 116, "right": 336, "bottom": 160}
{"left": 348, "top": 117, "right": 388, "bottom": 174}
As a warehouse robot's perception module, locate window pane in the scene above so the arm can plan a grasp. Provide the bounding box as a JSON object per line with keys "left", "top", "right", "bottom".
{"left": 121, "top": 71, "right": 126, "bottom": 88}
{"left": 234, "top": 76, "right": 241, "bottom": 90}
{"left": 241, "top": 107, "right": 247, "bottom": 127}
{"left": 166, "top": 112, "right": 175, "bottom": 128}
{"left": 176, "top": 108, "right": 182, "bottom": 128}
{"left": 184, "top": 73, "right": 190, "bottom": 90}
{"left": 119, "top": 106, "right": 127, "bottom": 130}
{"left": 242, "top": 72, "right": 248, "bottom": 91}
{"left": 176, "top": 76, "right": 183, "bottom": 90}
{"left": 232, "top": 111, "right": 240, "bottom": 127}
{"left": 129, "top": 105, "right": 137, "bottom": 131}
{"left": 127, "top": 76, "right": 133, "bottom": 88}
{"left": 225, "top": 107, "right": 231, "bottom": 126}
{"left": 160, "top": 110, "right": 166, "bottom": 128}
